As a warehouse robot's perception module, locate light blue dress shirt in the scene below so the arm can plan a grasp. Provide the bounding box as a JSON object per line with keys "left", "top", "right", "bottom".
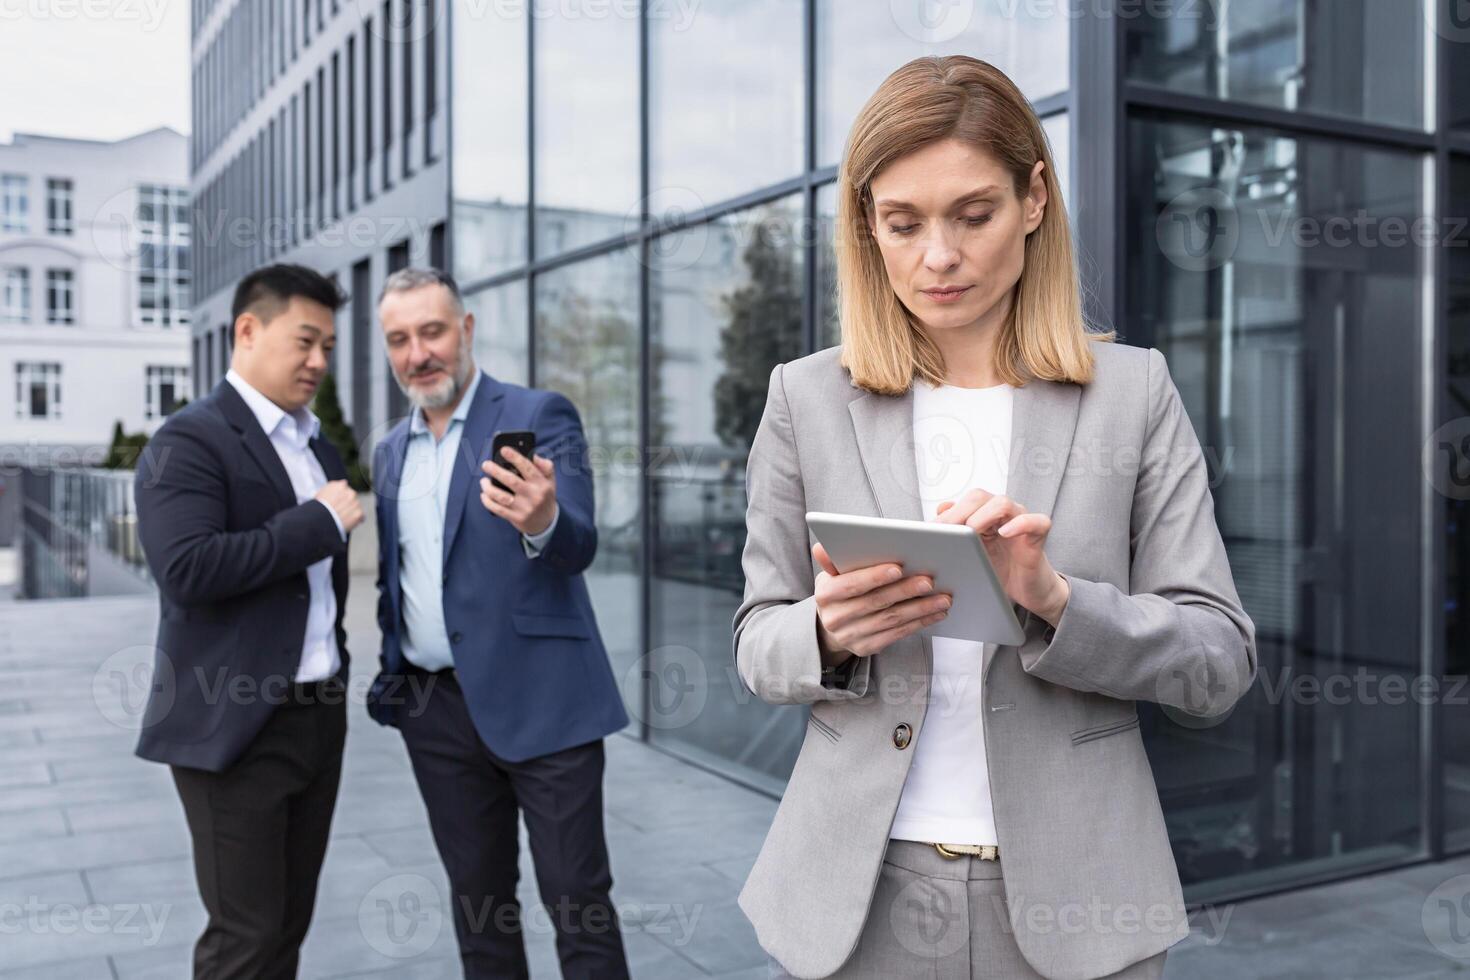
{"left": 397, "top": 371, "right": 559, "bottom": 671}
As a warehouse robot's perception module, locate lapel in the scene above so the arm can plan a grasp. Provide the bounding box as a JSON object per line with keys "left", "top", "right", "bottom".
{"left": 309, "top": 434, "right": 344, "bottom": 482}
{"left": 847, "top": 373, "right": 1081, "bottom": 681}
{"left": 214, "top": 380, "right": 297, "bottom": 510}
{"left": 376, "top": 423, "right": 412, "bottom": 576}
{"left": 442, "top": 371, "right": 507, "bottom": 567}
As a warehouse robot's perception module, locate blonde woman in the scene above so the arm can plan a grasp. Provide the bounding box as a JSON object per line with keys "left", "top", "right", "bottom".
{"left": 734, "top": 56, "right": 1256, "bottom": 979}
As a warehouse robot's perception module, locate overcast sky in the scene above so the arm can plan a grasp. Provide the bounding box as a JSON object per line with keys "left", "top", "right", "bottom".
{"left": 0, "top": 3, "right": 191, "bottom": 143}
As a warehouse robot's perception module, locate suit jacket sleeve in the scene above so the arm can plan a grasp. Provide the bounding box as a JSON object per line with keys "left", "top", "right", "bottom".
{"left": 732, "top": 363, "right": 873, "bottom": 706}
{"left": 1017, "top": 347, "right": 1258, "bottom": 717}
{"left": 135, "top": 414, "right": 346, "bottom": 607}
{"left": 372, "top": 440, "right": 399, "bottom": 669}
{"left": 528, "top": 391, "right": 597, "bottom": 576}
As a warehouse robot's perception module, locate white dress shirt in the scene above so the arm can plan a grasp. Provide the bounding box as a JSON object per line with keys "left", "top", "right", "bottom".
{"left": 225, "top": 369, "right": 346, "bottom": 683}
{"left": 889, "top": 379, "right": 1014, "bottom": 847}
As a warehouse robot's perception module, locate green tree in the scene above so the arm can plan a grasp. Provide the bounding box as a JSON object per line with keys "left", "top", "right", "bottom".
{"left": 714, "top": 216, "right": 803, "bottom": 450}
{"left": 313, "top": 372, "right": 368, "bottom": 490}
{"left": 104, "top": 420, "right": 149, "bottom": 469}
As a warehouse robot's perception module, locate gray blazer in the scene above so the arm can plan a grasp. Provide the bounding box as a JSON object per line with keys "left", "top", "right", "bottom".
{"left": 732, "top": 342, "right": 1257, "bottom": 980}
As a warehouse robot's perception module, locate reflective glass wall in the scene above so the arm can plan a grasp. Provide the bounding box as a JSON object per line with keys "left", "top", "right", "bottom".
{"left": 449, "top": 0, "right": 1469, "bottom": 900}
{"left": 449, "top": 0, "right": 1070, "bottom": 795}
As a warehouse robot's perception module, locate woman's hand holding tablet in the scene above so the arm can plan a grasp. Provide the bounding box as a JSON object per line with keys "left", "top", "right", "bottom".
{"left": 932, "top": 488, "right": 1071, "bottom": 630}
{"left": 806, "top": 508, "right": 1030, "bottom": 648}
{"left": 809, "top": 541, "right": 954, "bottom": 665}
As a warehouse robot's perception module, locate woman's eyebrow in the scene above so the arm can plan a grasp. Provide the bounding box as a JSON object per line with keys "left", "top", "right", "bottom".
{"left": 874, "top": 185, "right": 1002, "bottom": 211}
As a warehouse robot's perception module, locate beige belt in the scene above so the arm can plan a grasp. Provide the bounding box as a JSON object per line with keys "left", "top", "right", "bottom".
{"left": 929, "top": 842, "right": 999, "bottom": 861}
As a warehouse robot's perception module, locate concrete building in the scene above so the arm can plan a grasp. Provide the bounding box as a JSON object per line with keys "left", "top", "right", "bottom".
{"left": 187, "top": 0, "right": 448, "bottom": 443}
{"left": 0, "top": 127, "right": 191, "bottom": 462}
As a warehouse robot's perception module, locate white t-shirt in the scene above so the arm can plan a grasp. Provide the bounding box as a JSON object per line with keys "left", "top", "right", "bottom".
{"left": 889, "top": 379, "right": 1014, "bottom": 846}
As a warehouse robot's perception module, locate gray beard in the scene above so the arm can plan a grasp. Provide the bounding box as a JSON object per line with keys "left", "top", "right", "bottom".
{"left": 399, "top": 354, "right": 474, "bottom": 411}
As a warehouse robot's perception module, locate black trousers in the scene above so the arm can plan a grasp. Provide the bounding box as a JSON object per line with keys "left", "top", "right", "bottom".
{"left": 171, "top": 680, "right": 347, "bottom": 980}
{"left": 397, "top": 664, "right": 630, "bottom": 980}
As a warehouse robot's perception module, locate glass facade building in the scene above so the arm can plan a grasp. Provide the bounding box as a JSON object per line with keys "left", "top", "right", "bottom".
{"left": 440, "top": 0, "right": 1470, "bottom": 906}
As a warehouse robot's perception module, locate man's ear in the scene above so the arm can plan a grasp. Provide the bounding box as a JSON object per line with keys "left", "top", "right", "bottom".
{"left": 233, "top": 312, "right": 257, "bottom": 350}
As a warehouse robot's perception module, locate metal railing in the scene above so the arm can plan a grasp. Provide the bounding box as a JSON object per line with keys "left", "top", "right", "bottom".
{"left": 19, "top": 467, "right": 152, "bottom": 600}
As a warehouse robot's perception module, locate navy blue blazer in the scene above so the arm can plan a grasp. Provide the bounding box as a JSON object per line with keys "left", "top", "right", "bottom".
{"left": 134, "top": 380, "right": 351, "bottom": 772}
{"left": 366, "top": 371, "right": 629, "bottom": 761}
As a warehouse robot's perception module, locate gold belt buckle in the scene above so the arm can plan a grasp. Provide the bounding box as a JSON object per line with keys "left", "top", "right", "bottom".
{"left": 932, "top": 842, "right": 998, "bottom": 861}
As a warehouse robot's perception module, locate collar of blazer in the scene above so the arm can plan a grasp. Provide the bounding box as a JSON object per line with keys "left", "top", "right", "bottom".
{"left": 377, "top": 369, "right": 508, "bottom": 569}
{"left": 847, "top": 374, "right": 1081, "bottom": 675}
{"left": 214, "top": 378, "right": 342, "bottom": 510}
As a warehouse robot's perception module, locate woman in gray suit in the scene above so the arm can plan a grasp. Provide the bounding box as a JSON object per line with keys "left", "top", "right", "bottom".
{"left": 734, "top": 55, "right": 1256, "bottom": 980}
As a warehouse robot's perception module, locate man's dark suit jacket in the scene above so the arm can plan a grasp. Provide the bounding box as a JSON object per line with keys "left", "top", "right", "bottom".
{"left": 133, "top": 379, "right": 350, "bottom": 772}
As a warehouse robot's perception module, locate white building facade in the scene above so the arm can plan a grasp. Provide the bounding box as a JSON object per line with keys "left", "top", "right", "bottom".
{"left": 0, "top": 127, "right": 191, "bottom": 461}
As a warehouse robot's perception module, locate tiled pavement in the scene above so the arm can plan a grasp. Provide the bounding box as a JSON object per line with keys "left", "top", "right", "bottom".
{"left": 4, "top": 585, "right": 1470, "bottom": 978}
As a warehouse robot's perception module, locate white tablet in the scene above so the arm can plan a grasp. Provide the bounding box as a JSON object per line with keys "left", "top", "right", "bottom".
{"left": 805, "top": 511, "right": 1026, "bottom": 646}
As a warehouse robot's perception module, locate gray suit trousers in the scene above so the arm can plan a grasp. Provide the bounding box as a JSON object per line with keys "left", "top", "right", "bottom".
{"left": 768, "top": 841, "right": 1169, "bottom": 980}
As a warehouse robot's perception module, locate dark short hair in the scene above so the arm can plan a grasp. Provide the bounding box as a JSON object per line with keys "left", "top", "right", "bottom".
{"left": 231, "top": 263, "right": 346, "bottom": 325}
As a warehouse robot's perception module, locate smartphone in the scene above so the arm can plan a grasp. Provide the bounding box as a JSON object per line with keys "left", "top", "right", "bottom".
{"left": 489, "top": 430, "right": 537, "bottom": 494}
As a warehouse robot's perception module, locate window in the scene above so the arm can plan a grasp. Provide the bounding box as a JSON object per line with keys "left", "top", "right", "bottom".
{"left": 1, "top": 267, "right": 28, "bottom": 323}
{"left": 45, "top": 269, "right": 74, "bottom": 325}
{"left": 533, "top": 3, "right": 638, "bottom": 259}
{"left": 1126, "top": 0, "right": 1425, "bottom": 129}
{"left": 135, "top": 186, "right": 191, "bottom": 327}
{"left": 45, "top": 178, "right": 73, "bottom": 235}
{"left": 1, "top": 175, "right": 27, "bottom": 233}
{"left": 651, "top": 0, "right": 803, "bottom": 209}
{"left": 145, "top": 365, "right": 189, "bottom": 419}
{"left": 646, "top": 197, "right": 806, "bottom": 785}
{"left": 15, "top": 362, "right": 61, "bottom": 419}
{"left": 452, "top": 0, "right": 525, "bottom": 282}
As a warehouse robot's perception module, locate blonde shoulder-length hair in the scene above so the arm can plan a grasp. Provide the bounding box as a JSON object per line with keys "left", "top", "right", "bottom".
{"left": 836, "top": 55, "right": 1112, "bottom": 396}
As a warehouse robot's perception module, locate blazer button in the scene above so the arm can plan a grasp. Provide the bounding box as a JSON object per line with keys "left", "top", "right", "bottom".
{"left": 450, "top": 632, "right": 462, "bottom": 644}
{"left": 893, "top": 723, "right": 913, "bottom": 750}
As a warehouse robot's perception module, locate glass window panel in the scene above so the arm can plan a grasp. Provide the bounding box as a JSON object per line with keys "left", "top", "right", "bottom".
{"left": 467, "top": 277, "right": 528, "bottom": 387}
{"left": 816, "top": 0, "right": 1069, "bottom": 167}
{"left": 649, "top": 0, "right": 803, "bottom": 214}
{"left": 533, "top": 4, "right": 639, "bottom": 258}
{"left": 1444, "top": 155, "right": 1470, "bottom": 850}
{"left": 535, "top": 247, "right": 642, "bottom": 714}
{"left": 1041, "top": 111, "right": 1070, "bottom": 210}
{"left": 452, "top": 1, "right": 528, "bottom": 282}
{"left": 1127, "top": 116, "right": 1426, "bottom": 896}
{"left": 647, "top": 195, "right": 805, "bottom": 790}
{"left": 1126, "top": 0, "right": 1425, "bottom": 129}
{"left": 816, "top": 181, "right": 840, "bottom": 350}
